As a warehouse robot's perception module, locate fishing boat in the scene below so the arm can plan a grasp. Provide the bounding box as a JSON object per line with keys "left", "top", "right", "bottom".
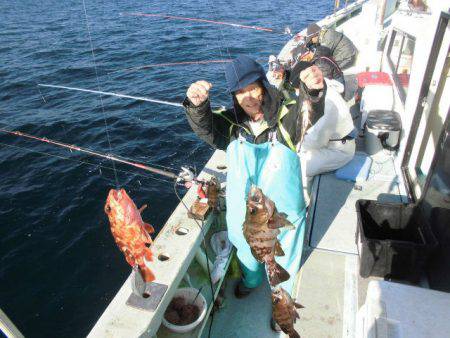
{"left": 1, "top": 0, "right": 449, "bottom": 337}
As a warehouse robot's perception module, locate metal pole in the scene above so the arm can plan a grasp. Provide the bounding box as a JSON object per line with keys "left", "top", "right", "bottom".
{"left": 0, "top": 309, "right": 24, "bottom": 338}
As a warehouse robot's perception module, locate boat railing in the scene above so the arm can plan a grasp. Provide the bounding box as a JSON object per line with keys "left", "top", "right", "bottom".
{"left": 88, "top": 151, "right": 230, "bottom": 338}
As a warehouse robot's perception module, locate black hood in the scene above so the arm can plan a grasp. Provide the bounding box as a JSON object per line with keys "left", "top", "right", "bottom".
{"left": 225, "top": 55, "right": 283, "bottom": 128}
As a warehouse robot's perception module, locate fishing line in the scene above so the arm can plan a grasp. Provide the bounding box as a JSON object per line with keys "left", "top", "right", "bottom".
{"left": 0, "top": 142, "right": 176, "bottom": 186}
{"left": 123, "top": 12, "right": 284, "bottom": 34}
{"left": 82, "top": 0, "right": 120, "bottom": 188}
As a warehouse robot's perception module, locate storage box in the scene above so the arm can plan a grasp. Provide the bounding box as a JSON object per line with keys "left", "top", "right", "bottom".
{"left": 355, "top": 200, "right": 437, "bottom": 282}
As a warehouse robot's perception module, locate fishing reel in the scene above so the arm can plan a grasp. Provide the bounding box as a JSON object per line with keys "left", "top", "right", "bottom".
{"left": 177, "top": 166, "right": 196, "bottom": 184}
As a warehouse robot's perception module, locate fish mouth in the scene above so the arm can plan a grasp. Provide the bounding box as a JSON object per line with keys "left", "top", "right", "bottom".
{"left": 249, "top": 186, "right": 263, "bottom": 203}
{"left": 108, "top": 188, "right": 124, "bottom": 202}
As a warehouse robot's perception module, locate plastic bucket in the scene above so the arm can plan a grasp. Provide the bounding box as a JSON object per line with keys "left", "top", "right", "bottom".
{"left": 162, "top": 287, "right": 207, "bottom": 333}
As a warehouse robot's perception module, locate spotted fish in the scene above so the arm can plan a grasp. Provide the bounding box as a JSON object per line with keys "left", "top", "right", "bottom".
{"left": 243, "top": 185, "right": 293, "bottom": 286}
{"left": 272, "top": 287, "right": 304, "bottom": 338}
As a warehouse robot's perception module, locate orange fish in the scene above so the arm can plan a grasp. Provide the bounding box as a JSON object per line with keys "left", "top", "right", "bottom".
{"left": 104, "top": 188, "right": 155, "bottom": 282}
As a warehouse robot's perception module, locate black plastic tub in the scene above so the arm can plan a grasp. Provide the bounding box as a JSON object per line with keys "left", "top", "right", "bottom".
{"left": 356, "top": 200, "right": 438, "bottom": 283}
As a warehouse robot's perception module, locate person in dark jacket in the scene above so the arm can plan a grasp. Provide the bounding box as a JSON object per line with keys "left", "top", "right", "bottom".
{"left": 184, "top": 56, "right": 326, "bottom": 151}
{"left": 184, "top": 55, "right": 325, "bottom": 332}
{"left": 290, "top": 45, "right": 345, "bottom": 88}
{"left": 305, "top": 23, "right": 357, "bottom": 70}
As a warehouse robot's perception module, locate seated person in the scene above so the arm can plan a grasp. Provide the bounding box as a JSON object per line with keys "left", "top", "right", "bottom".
{"left": 305, "top": 23, "right": 357, "bottom": 70}
{"left": 288, "top": 71, "right": 356, "bottom": 193}
{"left": 292, "top": 45, "right": 345, "bottom": 92}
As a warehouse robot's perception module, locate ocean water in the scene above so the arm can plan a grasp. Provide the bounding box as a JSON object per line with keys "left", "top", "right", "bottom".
{"left": 0, "top": 0, "right": 333, "bottom": 336}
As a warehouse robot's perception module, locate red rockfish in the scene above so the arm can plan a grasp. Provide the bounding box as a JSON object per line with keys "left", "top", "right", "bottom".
{"left": 104, "top": 189, "right": 155, "bottom": 282}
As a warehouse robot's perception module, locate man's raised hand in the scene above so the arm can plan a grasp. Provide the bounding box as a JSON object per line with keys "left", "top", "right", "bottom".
{"left": 187, "top": 80, "right": 213, "bottom": 107}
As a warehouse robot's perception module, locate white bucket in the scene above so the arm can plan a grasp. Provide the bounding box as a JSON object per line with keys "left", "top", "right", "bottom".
{"left": 162, "top": 287, "right": 207, "bottom": 333}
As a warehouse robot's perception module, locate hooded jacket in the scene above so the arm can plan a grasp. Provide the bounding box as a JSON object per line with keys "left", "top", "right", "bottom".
{"left": 290, "top": 46, "right": 344, "bottom": 86}
{"left": 318, "top": 28, "right": 357, "bottom": 70}
{"left": 183, "top": 55, "right": 326, "bottom": 151}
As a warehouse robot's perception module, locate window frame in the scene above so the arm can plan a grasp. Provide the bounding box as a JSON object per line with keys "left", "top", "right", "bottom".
{"left": 387, "top": 29, "right": 416, "bottom": 103}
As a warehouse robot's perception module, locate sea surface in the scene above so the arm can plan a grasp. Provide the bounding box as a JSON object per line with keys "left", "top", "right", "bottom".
{"left": 0, "top": 0, "right": 332, "bottom": 336}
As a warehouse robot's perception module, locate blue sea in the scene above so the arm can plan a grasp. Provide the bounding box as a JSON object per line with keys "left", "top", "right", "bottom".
{"left": 0, "top": 1, "right": 332, "bottom": 336}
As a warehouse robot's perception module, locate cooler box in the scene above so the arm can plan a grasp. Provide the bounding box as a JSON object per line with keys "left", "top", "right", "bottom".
{"left": 365, "top": 110, "right": 401, "bottom": 155}
{"left": 357, "top": 71, "right": 392, "bottom": 88}
{"left": 355, "top": 200, "right": 437, "bottom": 282}
{"left": 357, "top": 72, "right": 394, "bottom": 128}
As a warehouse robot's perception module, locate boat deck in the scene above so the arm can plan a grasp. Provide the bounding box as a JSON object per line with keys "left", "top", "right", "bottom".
{"left": 204, "top": 149, "right": 402, "bottom": 338}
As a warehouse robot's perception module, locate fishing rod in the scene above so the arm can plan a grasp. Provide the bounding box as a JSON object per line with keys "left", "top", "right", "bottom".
{"left": 123, "top": 12, "right": 292, "bottom": 36}
{"left": 38, "top": 84, "right": 183, "bottom": 107}
{"left": 38, "top": 83, "right": 226, "bottom": 111}
{"left": 0, "top": 127, "right": 180, "bottom": 180}
{"left": 108, "top": 59, "right": 233, "bottom": 74}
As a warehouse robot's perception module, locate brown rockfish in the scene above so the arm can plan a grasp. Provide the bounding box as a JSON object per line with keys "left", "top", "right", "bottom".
{"left": 243, "top": 185, "right": 293, "bottom": 286}
{"left": 206, "top": 176, "right": 219, "bottom": 211}
{"left": 272, "top": 287, "right": 304, "bottom": 338}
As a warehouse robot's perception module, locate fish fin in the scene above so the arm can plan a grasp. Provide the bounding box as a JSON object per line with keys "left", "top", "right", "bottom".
{"left": 267, "top": 259, "right": 290, "bottom": 286}
{"left": 144, "top": 248, "right": 153, "bottom": 261}
{"left": 294, "top": 302, "right": 305, "bottom": 309}
{"left": 138, "top": 204, "right": 148, "bottom": 213}
{"left": 268, "top": 212, "right": 295, "bottom": 230}
{"left": 144, "top": 223, "right": 155, "bottom": 234}
{"left": 274, "top": 240, "right": 285, "bottom": 256}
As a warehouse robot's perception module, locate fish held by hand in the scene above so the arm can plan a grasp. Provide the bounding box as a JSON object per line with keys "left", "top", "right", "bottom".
{"left": 105, "top": 188, "right": 155, "bottom": 282}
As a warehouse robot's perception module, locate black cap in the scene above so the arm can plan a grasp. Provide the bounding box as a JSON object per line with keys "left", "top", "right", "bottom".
{"left": 306, "top": 23, "right": 321, "bottom": 38}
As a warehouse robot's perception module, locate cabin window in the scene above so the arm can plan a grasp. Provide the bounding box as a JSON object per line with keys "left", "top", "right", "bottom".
{"left": 401, "top": 12, "right": 450, "bottom": 202}
{"left": 387, "top": 30, "right": 416, "bottom": 103}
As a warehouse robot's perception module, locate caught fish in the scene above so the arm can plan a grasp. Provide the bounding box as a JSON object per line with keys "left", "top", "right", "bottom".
{"left": 206, "top": 176, "right": 219, "bottom": 210}
{"left": 243, "top": 185, "right": 293, "bottom": 286}
{"left": 272, "top": 287, "right": 304, "bottom": 338}
{"left": 105, "top": 189, "right": 155, "bottom": 282}
{"left": 299, "top": 98, "right": 313, "bottom": 144}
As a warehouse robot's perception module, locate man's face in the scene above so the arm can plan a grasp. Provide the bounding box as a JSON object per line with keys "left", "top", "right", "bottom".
{"left": 235, "top": 82, "right": 264, "bottom": 119}
{"left": 311, "top": 35, "right": 319, "bottom": 44}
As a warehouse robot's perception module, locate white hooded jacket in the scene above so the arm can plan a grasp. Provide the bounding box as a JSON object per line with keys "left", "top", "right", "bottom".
{"left": 300, "top": 79, "right": 354, "bottom": 151}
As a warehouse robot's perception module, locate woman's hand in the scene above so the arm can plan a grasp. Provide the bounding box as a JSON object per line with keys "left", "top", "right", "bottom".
{"left": 299, "top": 65, "right": 324, "bottom": 90}
{"left": 186, "top": 80, "right": 213, "bottom": 106}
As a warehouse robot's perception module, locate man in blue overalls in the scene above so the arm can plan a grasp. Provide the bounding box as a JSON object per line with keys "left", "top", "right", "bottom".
{"left": 183, "top": 55, "right": 325, "bottom": 330}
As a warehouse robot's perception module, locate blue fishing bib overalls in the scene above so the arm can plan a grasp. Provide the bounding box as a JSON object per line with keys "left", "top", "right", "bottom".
{"left": 226, "top": 131, "right": 306, "bottom": 294}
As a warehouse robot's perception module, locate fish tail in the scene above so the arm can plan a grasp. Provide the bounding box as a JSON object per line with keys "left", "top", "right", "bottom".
{"left": 266, "top": 258, "right": 290, "bottom": 286}
{"left": 140, "top": 265, "right": 155, "bottom": 283}
{"left": 288, "top": 329, "right": 301, "bottom": 338}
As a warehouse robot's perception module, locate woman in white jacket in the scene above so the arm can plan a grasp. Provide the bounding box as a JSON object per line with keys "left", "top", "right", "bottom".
{"left": 298, "top": 79, "right": 356, "bottom": 191}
